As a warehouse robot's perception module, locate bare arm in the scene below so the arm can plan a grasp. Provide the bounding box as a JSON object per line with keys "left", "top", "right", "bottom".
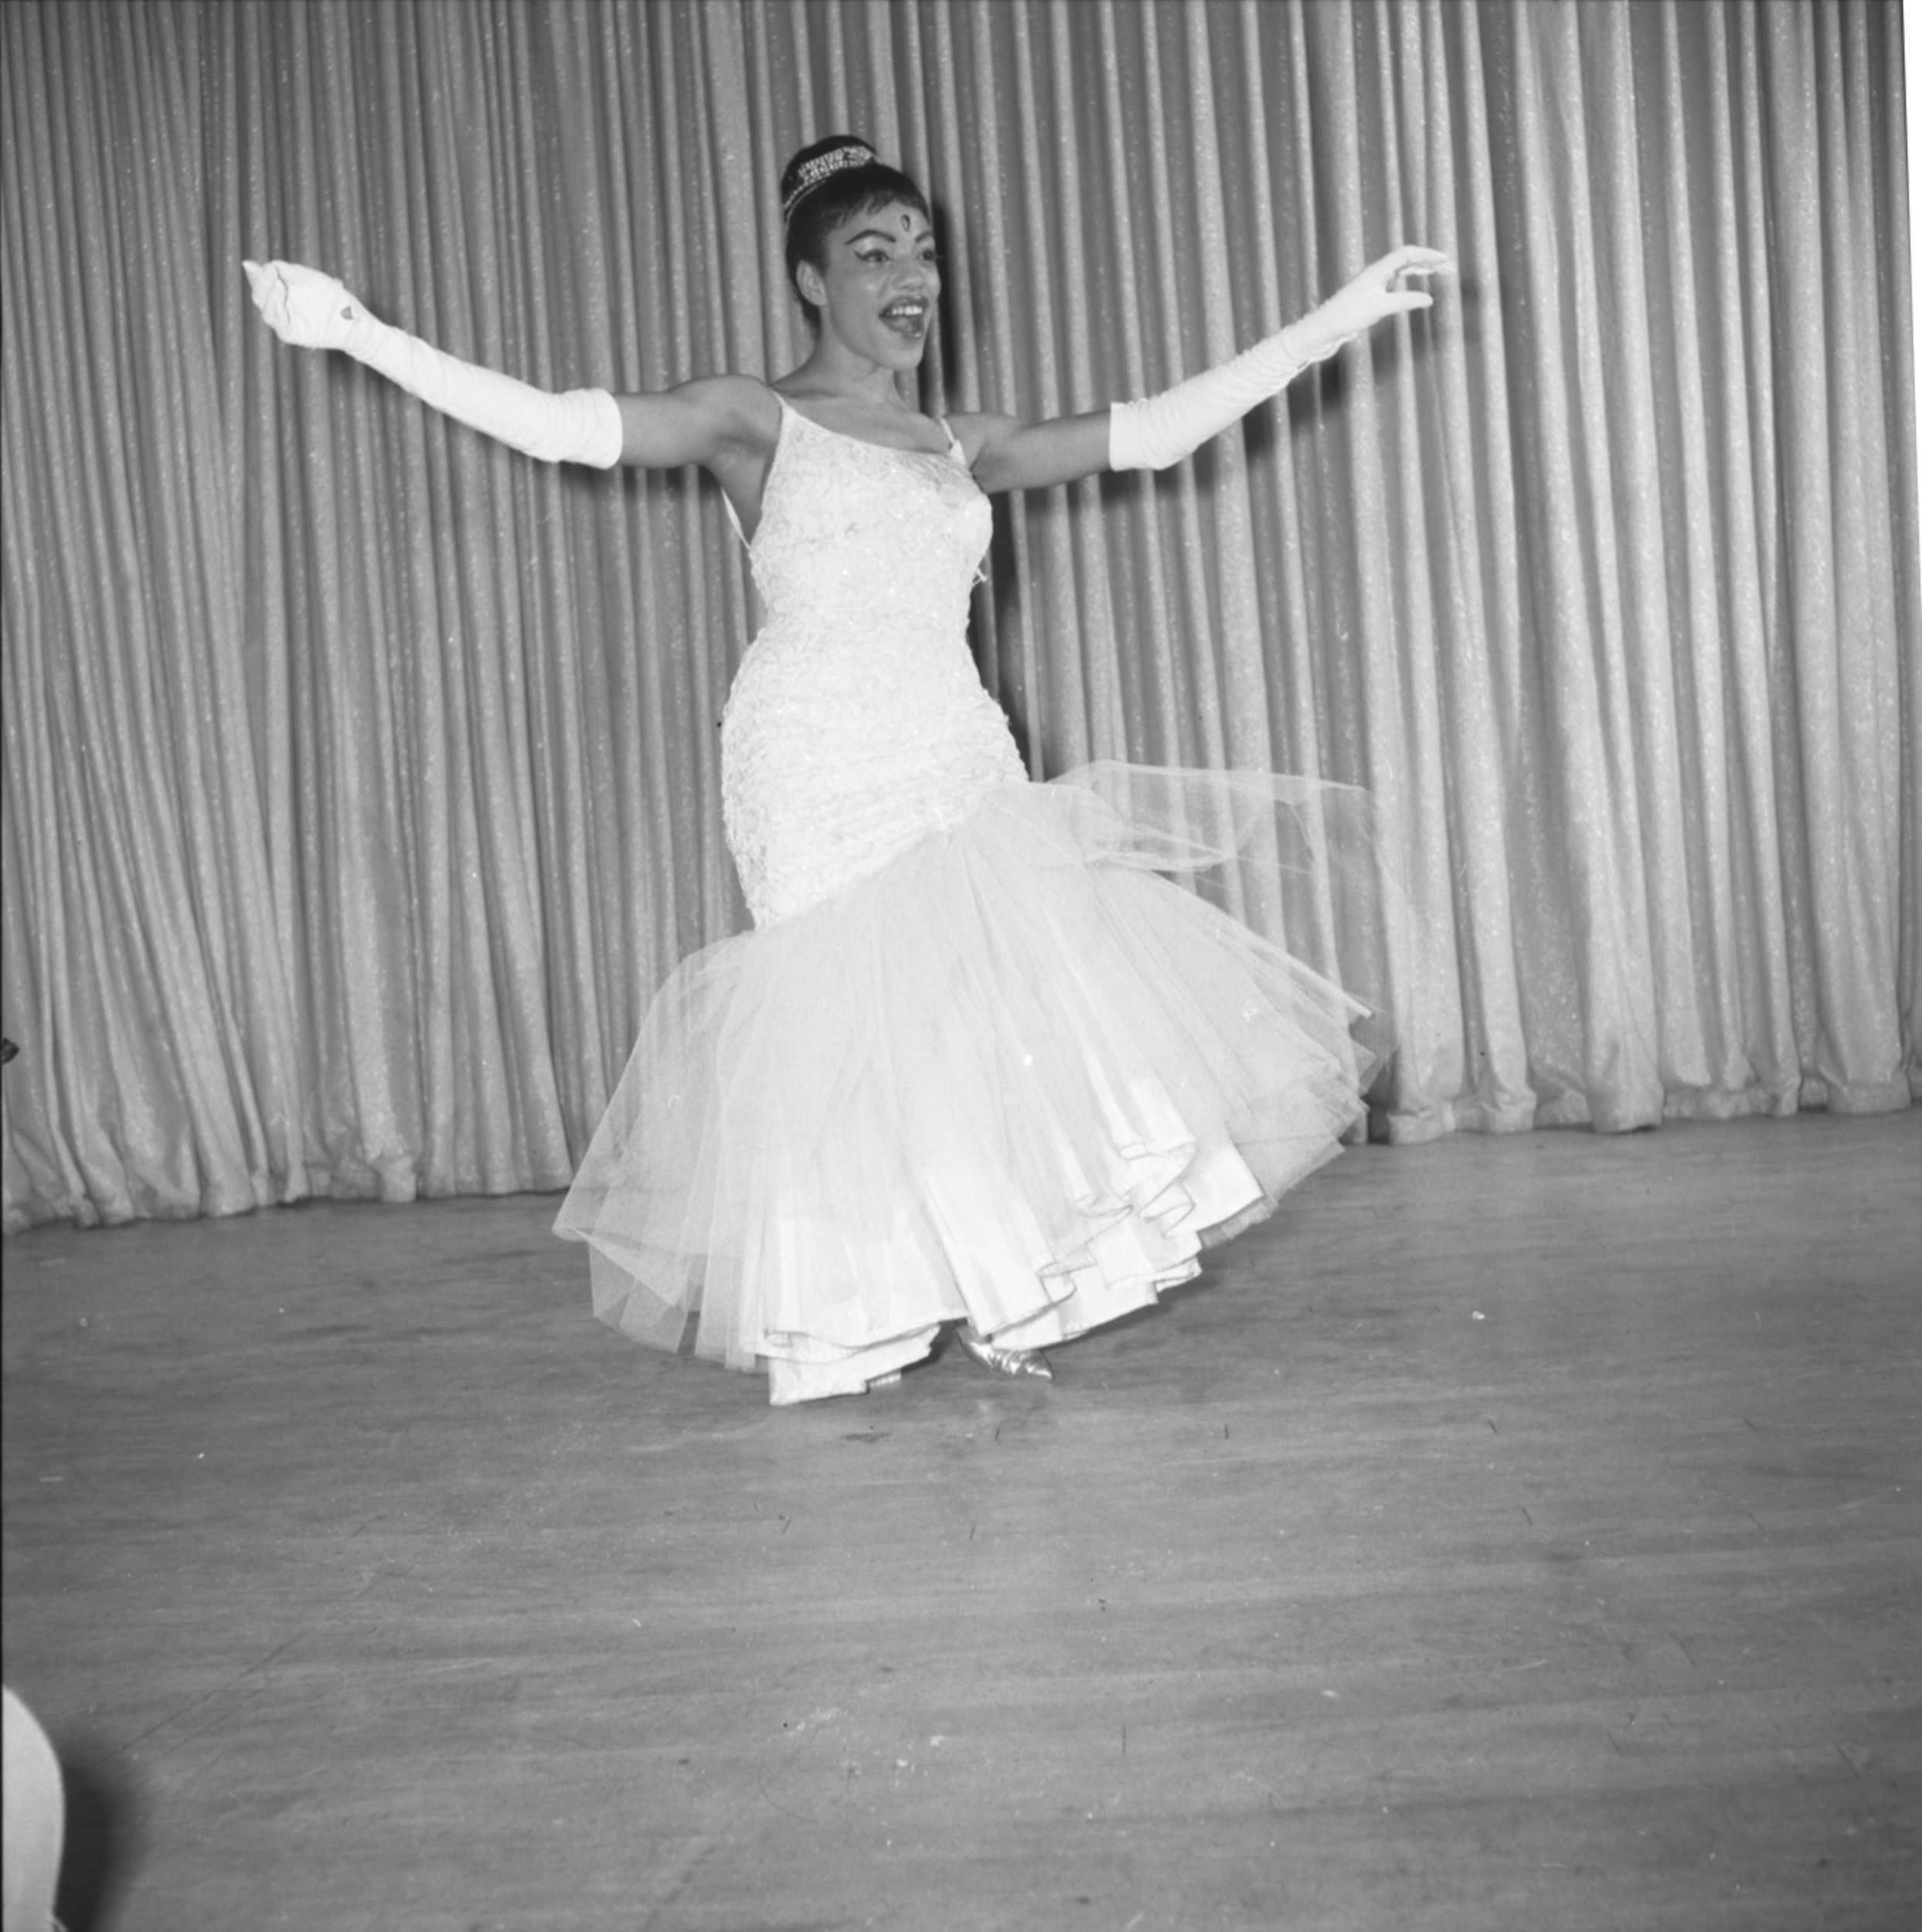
{"left": 614, "top": 376, "right": 778, "bottom": 474}
{"left": 953, "top": 247, "right": 1451, "bottom": 491}
{"left": 951, "top": 409, "right": 1114, "bottom": 495}
{"left": 246, "top": 260, "right": 777, "bottom": 486}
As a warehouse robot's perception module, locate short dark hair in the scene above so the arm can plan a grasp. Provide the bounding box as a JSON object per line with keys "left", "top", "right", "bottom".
{"left": 781, "top": 135, "right": 931, "bottom": 330}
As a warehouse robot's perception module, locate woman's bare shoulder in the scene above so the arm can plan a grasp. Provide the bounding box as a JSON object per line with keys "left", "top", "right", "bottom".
{"left": 941, "top": 409, "right": 1012, "bottom": 430}
{"left": 941, "top": 410, "right": 1018, "bottom": 472}
{"left": 677, "top": 374, "right": 783, "bottom": 444}
{"left": 942, "top": 407, "right": 1113, "bottom": 493}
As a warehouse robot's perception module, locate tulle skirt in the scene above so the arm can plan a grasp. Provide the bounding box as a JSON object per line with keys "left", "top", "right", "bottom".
{"left": 554, "top": 763, "right": 1401, "bottom": 1403}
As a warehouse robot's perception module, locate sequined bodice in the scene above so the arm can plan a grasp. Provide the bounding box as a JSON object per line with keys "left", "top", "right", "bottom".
{"left": 719, "top": 402, "right": 1025, "bottom": 927}
{"left": 747, "top": 405, "right": 992, "bottom": 631}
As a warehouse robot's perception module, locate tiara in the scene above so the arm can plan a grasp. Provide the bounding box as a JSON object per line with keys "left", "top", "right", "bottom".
{"left": 782, "top": 144, "right": 878, "bottom": 219}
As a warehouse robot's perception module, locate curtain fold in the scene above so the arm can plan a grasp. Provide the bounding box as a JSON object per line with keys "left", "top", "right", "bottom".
{"left": 2, "top": 0, "right": 1914, "bottom": 1230}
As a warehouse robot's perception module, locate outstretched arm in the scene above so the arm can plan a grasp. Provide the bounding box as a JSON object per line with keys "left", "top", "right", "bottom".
{"left": 245, "top": 260, "right": 624, "bottom": 465}
{"left": 959, "top": 246, "right": 1450, "bottom": 495}
{"left": 243, "top": 260, "right": 773, "bottom": 473}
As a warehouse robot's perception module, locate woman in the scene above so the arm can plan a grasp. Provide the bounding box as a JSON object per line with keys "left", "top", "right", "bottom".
{"left": 247, "top": 136, "right": 1448, "bottom": 1404}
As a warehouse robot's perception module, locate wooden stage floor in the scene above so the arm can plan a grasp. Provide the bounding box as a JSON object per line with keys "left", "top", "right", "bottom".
{"left": 4, "top": 1112, "right": 1918, "bottom": 1931}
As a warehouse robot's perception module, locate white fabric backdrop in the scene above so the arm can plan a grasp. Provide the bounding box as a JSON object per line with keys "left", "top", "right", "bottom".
{"left": 2, "top": 0, "right": 1915, "bottom": 1229}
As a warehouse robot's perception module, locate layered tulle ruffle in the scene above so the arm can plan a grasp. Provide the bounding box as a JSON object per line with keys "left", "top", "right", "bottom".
{"left": 554, "top": 764, "right": 1403, "bottom": 1400}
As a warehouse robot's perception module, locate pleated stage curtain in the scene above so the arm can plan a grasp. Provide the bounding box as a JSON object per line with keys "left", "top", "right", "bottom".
{"left": 2, "top": 0, "right": 1915, "bottom": 1229}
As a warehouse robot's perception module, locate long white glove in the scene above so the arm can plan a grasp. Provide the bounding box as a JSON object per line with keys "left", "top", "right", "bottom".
{"left": 1109, "top": 245, "right": 1451, "bottom": 472}
{"left": 243, "top": 260, "right": 624, "bottom": 468}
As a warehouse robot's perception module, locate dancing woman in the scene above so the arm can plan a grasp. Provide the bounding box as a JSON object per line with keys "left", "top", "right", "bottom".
{"left": 247, "top": 136, "right": 1447, "bottom": 1404}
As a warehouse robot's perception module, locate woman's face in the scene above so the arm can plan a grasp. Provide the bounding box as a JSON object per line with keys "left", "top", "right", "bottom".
{"left": 799, "top": 199, "right": 939, "bottom": 371}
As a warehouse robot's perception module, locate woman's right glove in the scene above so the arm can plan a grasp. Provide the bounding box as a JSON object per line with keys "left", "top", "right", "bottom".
{"left": 243, "top": 260, "right": 623, "bottom": 468}
{"left": 1109, "top": 244, "right": 1451, "bottom": 472}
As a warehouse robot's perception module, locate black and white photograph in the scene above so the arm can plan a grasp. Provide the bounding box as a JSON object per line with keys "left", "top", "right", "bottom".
{"left": 2, "top": 1, "right": 1917, "bottom": 1926}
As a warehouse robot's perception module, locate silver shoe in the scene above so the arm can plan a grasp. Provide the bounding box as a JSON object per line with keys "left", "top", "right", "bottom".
{"left": 954, "top": 1325, "right": 1054, "bottom": 1380}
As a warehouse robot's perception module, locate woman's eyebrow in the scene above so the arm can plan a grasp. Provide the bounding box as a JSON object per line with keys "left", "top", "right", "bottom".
{"left": 843, "top": 227, "right": 934, "bottom": 247}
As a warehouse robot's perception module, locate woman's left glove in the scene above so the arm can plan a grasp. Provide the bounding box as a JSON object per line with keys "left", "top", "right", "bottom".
{"left": 1109, "top": 244, "right": 1451, "bottom": 472}
{"left": 1277, "top": 245, "right": 1452, "bottom": 366}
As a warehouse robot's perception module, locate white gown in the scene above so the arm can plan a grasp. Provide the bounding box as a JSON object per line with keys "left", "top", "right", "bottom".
{"left": 555, "top": 398, "right": 1388, "bottom": 1403}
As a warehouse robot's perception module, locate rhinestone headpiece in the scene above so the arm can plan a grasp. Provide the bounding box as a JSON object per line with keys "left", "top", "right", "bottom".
{"left": 782, "top": 143, "right": 878, "bottom": 221}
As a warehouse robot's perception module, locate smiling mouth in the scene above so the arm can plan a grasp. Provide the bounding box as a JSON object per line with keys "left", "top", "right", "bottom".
{"left": 880, "top": 299, "right": 930, "bottom": 336}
